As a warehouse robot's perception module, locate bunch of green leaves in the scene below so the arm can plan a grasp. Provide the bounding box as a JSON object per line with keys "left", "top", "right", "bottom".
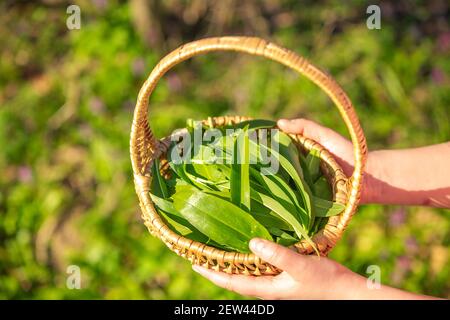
{"left": 150, "top": 119, "right": 345, "bottom": 253}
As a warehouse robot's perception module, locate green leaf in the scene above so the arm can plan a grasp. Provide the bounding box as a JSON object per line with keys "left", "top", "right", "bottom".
{"left": 313, "top": 176, "right": 333, "bottom": 200}
{"left": 168, "top": 143, "right": 191, "bottom": 179}
{"left": 273, "top": 131, "right": 305, "bottom": 180}
{"left": 185, "top": 164, "right": 220, "bottom": 190}
{"left": 313, "top": 197, "right": 345, "bottom": 217}
{"left": 190, "top": 163, "right": 227, "bottom": 185}
{"left": 166, "top": 122, "right": 324, "bottom": 253}
{"left": 173, "top": 185, "right": 272, "bottom": 253}
{"left": 250, "top": 136, "right": 314, "bottom": 223}
{"left": 186, "top": 118, "right": 195, "bottom": 129}
{"left": 151, "top": 158, "right": 169, "bottom": 198}
{"left": 190, "top": 145, "right": 230, "bottom": 188}
{"left": 203, "top": 142, "right": 311, "bottom": 230}
{"left": 150, "top": 193, "right": 198, "bottom": 235}
{"left": 175, "top": 163, "right": 210, "bottom": 190}
{"left": 229, "top": 119, "right": 276, "bottom": 130}
{"left": 204, "top": 164, "right": 296, "bottom": 232}
{"left": 306, "top": 149, "right": 321, "bottom": 183}
{"left": 249, "top": 186, "right": 318, "bottom": 254}
{"left": 268, "top": 227, "right": 299, "bottom": 246}
{"left": 230, "top": 127, "right": 251, "bottom": 211}
{"left": 169, "top": 142, "right": 216, "bottom": 191}
{"left": 249, "top": 200, "right": 294, "bottom": 231}
{"left": 276, "top": 237, "right": 299, "bottom": 246}
{"left": 311, "top": 174, "right": 342, "bottom": 219}
{"left": 249, "top": 166, "right": 309, "bottom": 228}
{"left": 150, "top": 193, "right": 232, "bottom": 250}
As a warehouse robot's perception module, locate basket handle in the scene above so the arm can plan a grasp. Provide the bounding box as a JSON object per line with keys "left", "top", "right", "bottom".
{"left": 131, "top": 36, "right": 367, "bottom": 231}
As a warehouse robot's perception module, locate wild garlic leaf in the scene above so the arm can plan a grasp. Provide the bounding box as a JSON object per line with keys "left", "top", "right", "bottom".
{"left": 173, "top": 185, "right": 272, "bottom": 253}
{"left": 313, "top": 176, "right": 333, "bottom": 200}
{"left": 150, "top": 193, "right": 199, "bottom": 235}
{"left": 276, "top": 237, "right": 299, "bottom": 246}
{"left": 273, "top": 131, "right": 305, "bottom": 180}
{"left": 230, "top": 127, "right": 251, "bottom": 211}
{"left": 228, "top": 119, "right": 277, "bottom": 130}
{"left": 151, "top": 158, "right": 169, "bottom": 198}
{"left": 249, "top": 207, "right": 295, "bottom": 231}
{"left": 249, "top": 166, "right": 309, "bottom": 228}
{"left": 268, "top": 227, "right": 299, "bottom": 246}
{"left": 250, "top": 137, "right": 314, "bottom": 224}
{"left": 313, "top": 197, "right": 345, "bottom": 217}
{"left": 205, "top": 164, "right": 296, "bottom": 231}
{"left": 163, "top": 121, "right": 341, "bottom": 254}
{"left": 306, "top": 149, "right": 321, "bottom": 183}
{"left": 190, "top": 163, "right": 227, "bottom": 185}
{"left": 149, "top": 193, "right": 232, "bottom": 249}
{"left": 249, "top": 185, "right": 318, "bottom": 254}
{"left": 311, "top": 174, "right": 343, "bottom": 217}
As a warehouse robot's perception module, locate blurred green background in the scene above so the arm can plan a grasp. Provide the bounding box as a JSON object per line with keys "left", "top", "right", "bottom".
{"left": 0, "top": 0, "right": 449, "bottom": 299}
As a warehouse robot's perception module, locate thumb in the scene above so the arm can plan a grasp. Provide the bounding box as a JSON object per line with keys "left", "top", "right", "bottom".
{"left": 277, "top": 118, "right": 324, "bottom": 143}
{"left": 249, "top": 238, "right": 308, "bottom": 274}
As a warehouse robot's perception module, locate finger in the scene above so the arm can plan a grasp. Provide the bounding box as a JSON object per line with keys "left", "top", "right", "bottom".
{"left": 277, "top": 118, "right": 354, "bottom": 170}
{"left": 249, "top": 238, "right": 309, "bottom": 274}
{"left": 192, "top": 265, "right": 282, "bottom": 298}
{"left": 277, "top": 118, "right": 311, "bottom": 134}
{"left": 277, "top": 118, "right": 324, "bottom": 142}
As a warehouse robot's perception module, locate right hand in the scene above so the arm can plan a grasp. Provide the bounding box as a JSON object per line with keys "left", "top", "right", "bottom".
{"left": 277, "top": 118, "right": 374, "bottom": 204}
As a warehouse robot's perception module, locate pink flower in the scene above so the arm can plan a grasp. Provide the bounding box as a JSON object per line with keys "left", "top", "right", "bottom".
{"left": 405, "top": 236, "right": 419, "bottom": 254}
{"left": 431, "top": 68, "right": 446, "bottom": 85}
{"left": 131, "top": 58, "right": 146, "bottom": 77}
{"left": 389, "top": 207, "right": 406, "bottom": 227}
{"left": 89, "top": 97, "right": 105, "bottom": 114}
{"left": 167, "top": 74, "right": 182, "bottom": 92}
{"left": 18, "top": 166, "right": 33, "bottom": 183}
{"left": 437, "top": 32, "right": 450, "bottom": 52}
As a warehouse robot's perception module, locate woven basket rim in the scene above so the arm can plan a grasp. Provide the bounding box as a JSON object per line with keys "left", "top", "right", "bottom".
{"left": 130, "top": 36, "right": 367, "bottom": 275}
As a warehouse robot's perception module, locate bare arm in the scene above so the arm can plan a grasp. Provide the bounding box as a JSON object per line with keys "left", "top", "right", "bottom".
{"left": 277, "top": 119, "right": 450, "bottom": 208}
{"left": 193, "top": 238, "right": 439, "bottom": 300}
{"left": 368, "top": 144, "right": 450, "bottom": 207}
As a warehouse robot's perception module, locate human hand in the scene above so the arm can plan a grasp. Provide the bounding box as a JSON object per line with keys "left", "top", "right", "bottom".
{"left": 277, "top": 118, "right": 450, "bottom": 207}
{"left": 193, "top": 238, "right": 362, "bottom": 300}
{"left": 193, "top": 238, "right": 435, "bottom": 300}
{"left": 277, "top": 118, "right": 375, "bottom": 204}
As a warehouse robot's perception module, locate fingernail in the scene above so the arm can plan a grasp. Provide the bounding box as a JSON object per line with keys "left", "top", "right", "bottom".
{"left": 277, "top": 119, "right": 288, "bottom": 126}
{"left": 249, "top": 238, "right": 266, "bottom": 254}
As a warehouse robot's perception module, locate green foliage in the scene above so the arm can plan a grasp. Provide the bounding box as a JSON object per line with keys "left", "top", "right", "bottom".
{"left": 153, "top": 121, "right": 342, "bottom": 253}
{"left": 0, "top": 1, "right": 448, "bottom": 299}
{"left": 173, "top": 184, "right": 272, "bottom": 253}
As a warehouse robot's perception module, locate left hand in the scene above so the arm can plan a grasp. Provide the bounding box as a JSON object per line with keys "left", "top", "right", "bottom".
{"left": 192, "top": 238, "right": 363, "bottom": 300}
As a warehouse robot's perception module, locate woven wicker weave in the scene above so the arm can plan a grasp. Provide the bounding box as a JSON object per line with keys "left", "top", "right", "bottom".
{"left": 130, "top": 36, "right": 368, "bottom": 275}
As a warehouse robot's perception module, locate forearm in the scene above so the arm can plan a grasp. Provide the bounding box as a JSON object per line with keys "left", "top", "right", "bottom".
{"left": 336, "top": 272, "right": 439, "bottom": 300}
{"left": 363, "top": 142, "right": 450, "bottom": 207}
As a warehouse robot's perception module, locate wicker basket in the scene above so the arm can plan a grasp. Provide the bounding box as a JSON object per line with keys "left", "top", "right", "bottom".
{"left": 130, "top": 36, "right": 367, "bottom": 276}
